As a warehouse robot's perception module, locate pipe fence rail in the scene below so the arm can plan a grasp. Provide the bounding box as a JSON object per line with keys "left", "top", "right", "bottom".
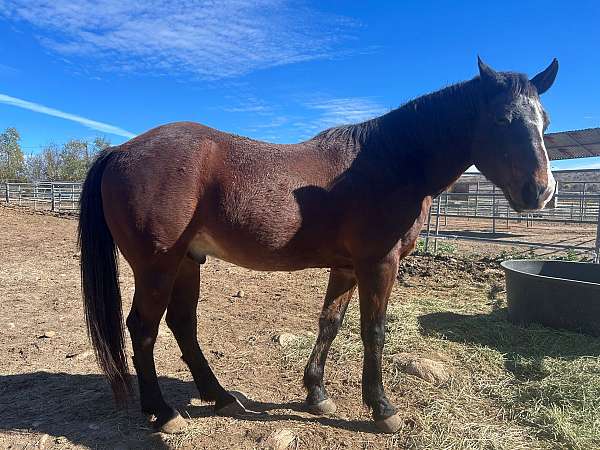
{"left": 1, "top": 181, "right": 81, "bottom": 213}
{"left": 422, "top": 180, "right": 600, "bottom": 261}
{"left": 2, "top": 179, "right": 600, "bottom": 260}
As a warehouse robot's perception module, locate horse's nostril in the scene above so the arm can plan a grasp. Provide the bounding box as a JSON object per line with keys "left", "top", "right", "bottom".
{"left": 521, "top": 181, "right": 541, "bottom": 206}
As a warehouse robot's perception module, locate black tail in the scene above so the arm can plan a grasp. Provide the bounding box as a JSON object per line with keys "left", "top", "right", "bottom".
{"left": 77, "top": 148, "right": 131, "bottom": 405}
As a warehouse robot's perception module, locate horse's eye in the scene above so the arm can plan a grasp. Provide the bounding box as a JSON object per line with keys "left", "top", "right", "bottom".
{"left": 495, "top": 117, "right": 511, "bottom": 126}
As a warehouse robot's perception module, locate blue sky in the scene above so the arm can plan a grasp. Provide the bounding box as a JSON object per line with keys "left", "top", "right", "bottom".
{"left": 0, "top": 0, "right": 599, "bottom": 170}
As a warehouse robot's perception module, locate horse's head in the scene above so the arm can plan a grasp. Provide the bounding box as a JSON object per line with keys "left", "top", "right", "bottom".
{"left": 472, "top": 57, "right": 558, "bottom": 212}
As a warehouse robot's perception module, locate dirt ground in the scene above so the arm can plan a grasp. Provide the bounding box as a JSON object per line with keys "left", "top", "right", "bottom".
{"left": 0, "top": 205, "right": 595, "bottom": 449}
{"left": 426, "top": 215, "right": 597, "bottom": 259}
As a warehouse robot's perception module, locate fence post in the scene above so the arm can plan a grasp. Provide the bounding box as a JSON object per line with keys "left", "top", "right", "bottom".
{"left": 51, "top": 183, "right": 56, "bottom": 212}
{"left": 579, "top": 182, "right": 585, "bottom": 222}
{"left": 424, "top": 203, "right": 433, "bottom": 253}
{"left": 475, "top": 181, "right": 479, "bottom": 217}
{"left": 4, "top": 182, "right": 8, "bottom": 204}
{"left": 444, "top": 191, "right": 448, "bottom": 226}
{"left": 492, "top": 185, "right": 497, "bottom": 235}
{"left": 581, "top": 182, "right": 587, "bottom": 221}
{"left": 433, "top": 196, "right": 442, "bottom": 253}
{"left": 595, "top": 200, "right": 600, "bottom": 263}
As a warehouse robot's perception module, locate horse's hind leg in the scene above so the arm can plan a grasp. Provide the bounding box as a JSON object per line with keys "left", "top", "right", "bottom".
{"left": 303, "top": 268, "right": 356, "bottom": 415}
{"left": 165, "top": 259, "right": 248, "bottom": 415}
{"left": 126, "top": 265, "right": 187, "bottom": 433}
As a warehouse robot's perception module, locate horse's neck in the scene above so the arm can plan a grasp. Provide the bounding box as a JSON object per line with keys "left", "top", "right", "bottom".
{"left": 370, "top": 79, "right": 479, "bottom": 196}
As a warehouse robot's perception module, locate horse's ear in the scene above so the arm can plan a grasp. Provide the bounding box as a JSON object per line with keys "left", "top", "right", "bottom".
{"left": 530, "top": 58, "right": 559, "bottom": 95}
{"left": 478, "top": 56, "right": 502, "bottom": 89}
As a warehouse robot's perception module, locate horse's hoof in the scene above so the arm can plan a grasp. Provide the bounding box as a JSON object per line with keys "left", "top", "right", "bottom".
{"left": 374, "top": 413, "right": 403, "bottom": 434}
{"left": 306, "top": 398, "right": 337, "bottom": 415}
{"left": 157, "top": 412, "right": 187, "bottom": 434}
{"left": 215, "top": 392, "right": 262, "bottom": 417}
{"left": 229, "top": 390, "right": 251, "bottom": 405}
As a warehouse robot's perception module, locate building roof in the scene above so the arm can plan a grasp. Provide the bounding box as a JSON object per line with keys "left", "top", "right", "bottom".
{"left": 545, "top": 127, "right": 600, "bottom": 161}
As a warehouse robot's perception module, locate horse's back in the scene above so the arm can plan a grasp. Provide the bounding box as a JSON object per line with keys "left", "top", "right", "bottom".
{"left": 99, "top": 121, "right": 351, "bottom": 270}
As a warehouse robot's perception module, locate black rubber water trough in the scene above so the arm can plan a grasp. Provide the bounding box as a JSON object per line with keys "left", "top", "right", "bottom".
{"left": 501, "top": 260, "right": 600, "bottom": 336}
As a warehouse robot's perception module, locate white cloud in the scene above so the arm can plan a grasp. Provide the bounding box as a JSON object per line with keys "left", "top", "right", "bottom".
{"left": 222, "top": 95, "right": 273, "bottom": 114}
{"left": 0, "top": 0, "right": 357, "bottom": 80}
{"left": 277, "top": 96, "right": 387, "bottom": 139}
{"left": 0, "top": 63, "right": 19, "bottom": 76}
{"left": 304, "top": 97, "right": 387, "bottom": 128}
{"left": 0, "top": 93, "right": 136, "bottom": 138}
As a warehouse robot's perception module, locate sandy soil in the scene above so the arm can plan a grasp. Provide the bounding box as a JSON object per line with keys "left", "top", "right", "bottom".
{"left": 0, "top": 205, "right": 515, "bottom": 449}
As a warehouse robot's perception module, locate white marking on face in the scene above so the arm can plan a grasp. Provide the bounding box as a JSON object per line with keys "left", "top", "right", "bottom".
{"left": 521, "top": 95, "right": 556, "bottom": 207}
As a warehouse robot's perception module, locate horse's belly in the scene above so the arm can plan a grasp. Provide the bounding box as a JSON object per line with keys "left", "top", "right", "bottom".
{"left": 188, "top": 233, "right": 231, "bottom": 263}
{"left": 187, "top": 231, "right": 340, "bottom": 271}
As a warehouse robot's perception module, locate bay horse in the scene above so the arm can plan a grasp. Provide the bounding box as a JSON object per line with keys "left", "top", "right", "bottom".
{"left": 78, "top": 58, "right": 558, "bottom": 434}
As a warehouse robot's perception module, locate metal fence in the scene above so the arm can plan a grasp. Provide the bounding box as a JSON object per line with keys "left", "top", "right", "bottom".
{"left": 423, "top": 180, "right": 600, "bottom": 260}
{"left": 0, "top": 182, "right": 82, "bottom": 213}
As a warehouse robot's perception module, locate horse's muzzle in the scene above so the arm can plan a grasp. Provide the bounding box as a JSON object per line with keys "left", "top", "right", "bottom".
{"left": 509, "top": 177, "right": 556, "bottom": 212}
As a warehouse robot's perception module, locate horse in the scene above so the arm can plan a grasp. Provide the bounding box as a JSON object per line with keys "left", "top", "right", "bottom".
{"left": 78, "top": 57, "right": 558, "bottom": 434}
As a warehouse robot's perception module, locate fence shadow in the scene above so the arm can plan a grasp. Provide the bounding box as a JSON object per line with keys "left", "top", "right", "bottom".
{"left": 418, "top": 308, "right": 600, "bottom": 380}
{"left": 435, "top": 230, "right": 526, "bottom": 239}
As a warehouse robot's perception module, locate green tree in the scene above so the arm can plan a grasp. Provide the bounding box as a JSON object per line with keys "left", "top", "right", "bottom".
{"left": 0, "top": 127, "right": 26, "bottom": 181}
{"left": 39, "top": 143, "right": 62, "bottom": 181}
{"left": 24, "top": 153, "right": 45, "bottom": 182}
{"left": 58, "top": 139, "right": 89, "bottom": 181}
{"left": 25, "top": 137, "right": 111, "bottom": 182}
{"left": 92, "top": 136, "right": 111, "bottom": 154}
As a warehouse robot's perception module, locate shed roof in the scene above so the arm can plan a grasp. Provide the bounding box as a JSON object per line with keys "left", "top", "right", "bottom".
{"left": 545, "top": 127, "right": 600, "bottom": 161}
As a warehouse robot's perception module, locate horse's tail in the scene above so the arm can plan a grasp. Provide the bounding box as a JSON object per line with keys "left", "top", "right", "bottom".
{"left": 77, "top": 148, "right": 131, "bottom": 405}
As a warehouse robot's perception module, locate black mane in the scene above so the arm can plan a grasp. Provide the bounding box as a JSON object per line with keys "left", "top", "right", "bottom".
{"left": 315, "top": 72, "right": 534, "bottom": 150}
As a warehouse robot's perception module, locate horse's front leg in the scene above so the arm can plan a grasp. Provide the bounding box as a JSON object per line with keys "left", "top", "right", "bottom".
{"left": 303, "top": 268, "right": 356, "bottom": 415}
{"left": 355, "top": 254, "right": 402, "bottom": 433}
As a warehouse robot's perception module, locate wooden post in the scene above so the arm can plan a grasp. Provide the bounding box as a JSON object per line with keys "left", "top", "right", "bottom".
{"left": 4, "top": 183, "right": 8, "bottom": 204}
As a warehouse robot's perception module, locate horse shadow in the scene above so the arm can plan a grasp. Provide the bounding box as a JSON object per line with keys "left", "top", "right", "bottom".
{"left": 418, "top": 308, "right": 600, "bottom": 381}
{"left": 0, "top": 371, "right": 378, "bottom": 448}
{"left": 0, "top": 372, "right": 181, "bottom": 449}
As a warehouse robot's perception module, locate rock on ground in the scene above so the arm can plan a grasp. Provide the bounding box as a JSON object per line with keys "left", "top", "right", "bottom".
{"left": 260, "top": 429, "right": 297, "bottom": 450}
{"left": 273, "top": 332, "right": 298, "bottom": 347}
{"left": 393, "top": 353, "right": 450, "bottom": 385}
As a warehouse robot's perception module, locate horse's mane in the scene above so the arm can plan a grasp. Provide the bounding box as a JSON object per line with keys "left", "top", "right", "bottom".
{"left": 314, "top": 72, "right": 534, "bottom": 149}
